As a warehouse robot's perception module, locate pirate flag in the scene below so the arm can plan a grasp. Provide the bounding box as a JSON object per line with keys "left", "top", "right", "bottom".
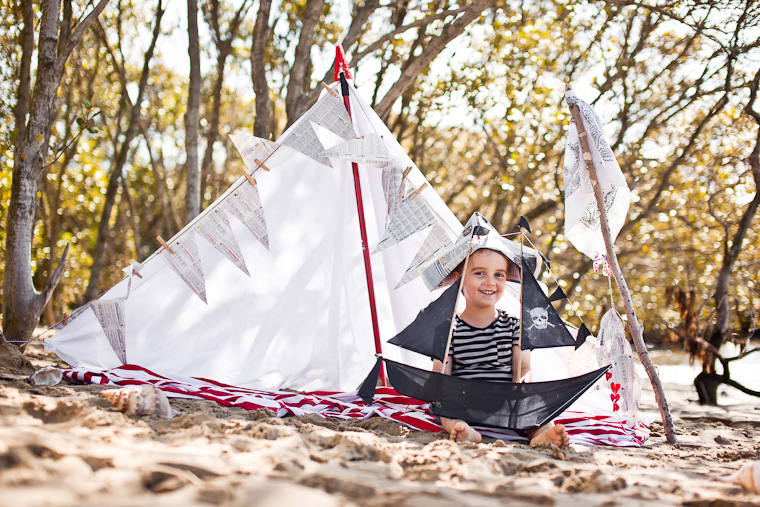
{"left": 520, "top": 257, "right": 577, "bottom": 350}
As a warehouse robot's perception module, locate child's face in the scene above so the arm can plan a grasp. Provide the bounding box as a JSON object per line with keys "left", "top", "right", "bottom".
{"left": 460, "top": 249, "right": 509, "bottom": 311}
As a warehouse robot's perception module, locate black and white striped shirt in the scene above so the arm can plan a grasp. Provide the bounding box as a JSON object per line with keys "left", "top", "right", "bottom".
{"left": 449, "top": 310, "right": 519, "bottom": 382}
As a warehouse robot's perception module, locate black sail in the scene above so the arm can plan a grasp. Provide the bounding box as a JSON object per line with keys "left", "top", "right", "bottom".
{"left": 520, "top": 257, "right": 577, "bottom": 350}
{"left": 387, "top": 279, "right": 460, "bottom": 361}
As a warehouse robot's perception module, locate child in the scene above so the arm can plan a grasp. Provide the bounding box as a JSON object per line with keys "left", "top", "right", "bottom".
{"left": 432, "top": 247, "right": 570, "bottom": 448}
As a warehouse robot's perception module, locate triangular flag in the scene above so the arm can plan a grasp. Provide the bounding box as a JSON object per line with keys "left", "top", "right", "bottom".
{"left": 520, "top": 257, "right": 576, "bottom": 350}
{"left": 576, "top": 323, "right": 592, "bottom": 350}
{"left": 517, "top": 215, "right": 532, "bottom": 234}
{"left": 548, "top": 286, "right": 567, "bottom": 302}
{"left": 334, "top": 44, "right": 353, "bottom": 81}
{"left": 89, "top": 298, "right": 127, "bottom": 364}
{"left": 221, "top": 182, "right": 269, "bottom": 249}
{"left": 229, "top": 134, "right": 279, "bottom": 174}
{"left": 373, "top": 192, "right": 437, "bottom": 253}
{"left": 279, "top": 93, "right": 356, "bottom": 166}
{"left": 318, "top": 133, "right": 391, "bottom": 167}
{"left": 193, "top": 208, "right": 250, "bottom": 276}
{"left": 395, "top": 223, "right": 456, "bottom": 289}
{"left": 164, "top": 234, "right": 207, "bottom": 304}
{"left": 382, "top": 163, "right": 407, "bottom": 220}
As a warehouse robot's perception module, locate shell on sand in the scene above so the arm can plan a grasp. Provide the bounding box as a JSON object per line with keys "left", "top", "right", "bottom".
{"left": 736, "top": 462, "right": 760, "bottom": 492}
{"left": 102, "top": 384, "right": 174, "bottom": 419}
{"left": 29, "top": 367, "right": 63, "bottom": 386}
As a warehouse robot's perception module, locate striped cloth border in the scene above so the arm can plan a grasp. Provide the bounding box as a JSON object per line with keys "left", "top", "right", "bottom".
{"left": 63, "top": 364, "right": 649, "bottom": 447}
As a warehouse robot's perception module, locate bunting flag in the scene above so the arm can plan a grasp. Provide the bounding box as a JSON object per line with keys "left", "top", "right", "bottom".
{"left": 395, "top": 223, "right": 457, "bottom": 289}
{"left": 89, "top": 298, "right": 127, "bottom": 364}
{"left": 387, "top": 279, "right": 461, "bottom": 361}
{"left": 381, "top": 163, "right": 408, "bottom": 221}
{"left": 229, "top": 134, "right": 279, "bottom": 174}
{"left": 164, "top": 234, "right": 207, "bottom": 304}
{"left": 548, "top": 286, "right": 567, "bottom": 302}
{"left": 221, "top": 181, "right": 269, "bottom": 249}
{"left": 318, "top": 133, "right": 391, "bottom": 167}
{"left": 563, "top": 90, "right": 631, "bottom": 260}
{"left": 373, "top": 191, "right": 438, "bottom": 253}
{"left": 193, "top": 208, "right": 250, "bottom": 276}
{"left": 279, "top": 91, "right": 356, "bottom": 167}
{"left": 596, "top": 309, "right": 641, "bottom": 425}
{"left": 520, "top": 257, "right": 576, "bottom": 350}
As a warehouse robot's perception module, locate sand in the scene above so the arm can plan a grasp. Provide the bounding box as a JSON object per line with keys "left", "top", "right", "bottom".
{"left": 0, "top": 342, "right": 759, "bottom": 506}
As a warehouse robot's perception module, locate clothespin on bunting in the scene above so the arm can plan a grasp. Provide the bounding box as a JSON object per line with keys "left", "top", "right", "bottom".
{"left": 237, "top": 167, "right": 256, "bottom": 186}
{"left": 254, "top": 159, "right": 270, "bottom": 172}
{"left": 320, "top": 82, "right": 337, "bottom": 97}
{"left": 334, "top": 44, "right": 353, "bottom": 81}
{"left": 409, "top": 183, "right": 428, "bottom": 200}
{"left": 575, "top": 323, "right": 591, "bottom": 349}
{"left": 156, "top": 236, "right": 174, "bottom": 254}
{"left": 62, "top": 312, "right": 69, "bottom": 326}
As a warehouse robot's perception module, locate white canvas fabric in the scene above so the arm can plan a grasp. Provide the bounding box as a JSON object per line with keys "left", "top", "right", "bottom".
{"left": 563, "top": 90, "right": 631, "bottom": 260}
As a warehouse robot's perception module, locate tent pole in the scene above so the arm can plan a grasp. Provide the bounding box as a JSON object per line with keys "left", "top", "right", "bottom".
{"left": 567, "top": 96, "right": 677, "bottom": 444}
{"left": 339, "top": 73, "right": 386, "bottom": 386}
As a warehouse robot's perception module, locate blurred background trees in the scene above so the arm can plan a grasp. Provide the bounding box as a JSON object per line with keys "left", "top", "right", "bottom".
{"left": 0, "top": 0, "right": 757, "bottom": 402}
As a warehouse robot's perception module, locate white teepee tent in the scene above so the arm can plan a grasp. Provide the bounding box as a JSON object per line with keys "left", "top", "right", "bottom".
{"left": 47, "top": 80, "right": 465, "bottom": 392}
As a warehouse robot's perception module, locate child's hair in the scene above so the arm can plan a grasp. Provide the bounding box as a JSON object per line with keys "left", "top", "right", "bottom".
{"left": 450, "top": 248, "right": 521, "bottom": 282}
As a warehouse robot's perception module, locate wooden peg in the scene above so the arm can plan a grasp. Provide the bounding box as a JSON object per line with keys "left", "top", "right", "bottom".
{"left": 409, "top": 182, "right": 428, "bottom": 200}
{"left": 156, "top": 236, "right": 174, "bottom": 254}
{"left": 63, "top": 312, "right": 69, "bottom": 326}
{"left": 321, "top": 82, "right": 337, "bottom": 97}
{"left": 237, "top": 166, "right": 256, "bottom": 186}
{"left": 255, "top": 159, "right": 271, "bottom": 172}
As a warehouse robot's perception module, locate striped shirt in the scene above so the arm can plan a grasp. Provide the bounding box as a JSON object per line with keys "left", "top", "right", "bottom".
{"left": 449, "top": 310, "right": 519, "bottom": 382}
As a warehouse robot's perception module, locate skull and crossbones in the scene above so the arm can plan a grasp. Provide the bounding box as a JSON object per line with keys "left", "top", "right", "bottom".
{"left": 527, "top": 306, "right": 555, "bottom": 330}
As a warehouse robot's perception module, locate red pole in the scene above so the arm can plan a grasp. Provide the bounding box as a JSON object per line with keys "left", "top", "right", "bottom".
{"left": 338, "top": 73, "right": 386, "bottom": 385}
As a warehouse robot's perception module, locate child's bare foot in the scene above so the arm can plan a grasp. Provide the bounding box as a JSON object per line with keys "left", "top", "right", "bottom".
{"left": 449, "top": 420, "right": 482, "bottom": 443}
{"left": 529, "top": 423, "right": 569, "bottom": 449}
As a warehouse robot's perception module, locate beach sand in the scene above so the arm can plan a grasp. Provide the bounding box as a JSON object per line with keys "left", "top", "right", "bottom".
{"left": 1, "top": 342, "right": 759, "bottom": 506}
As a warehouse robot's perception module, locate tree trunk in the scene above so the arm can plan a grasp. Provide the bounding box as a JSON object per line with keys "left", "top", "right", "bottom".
{"left": 185, "top": 0, "right": 201, "bottom": 221}
{"left": 251, "top": 0, "right": 273, "bottom": 138}
{"left": 284, "top": 0, "right": 324, "bottom": 126}
{"left": 3, "top": 0, "right": 108, "bottom": 346}
{"left": 84, "top": 0, "right": 165, "bottom": 302}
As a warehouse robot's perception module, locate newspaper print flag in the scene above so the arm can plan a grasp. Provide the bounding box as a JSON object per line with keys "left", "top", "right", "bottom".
{"left": 395, "top": 222, "right": 457, "bottom": 289}
{"left": 229, "top": 134, "right": 279, "bottom": 174}
{"left": 563, "top": 90, "right": 631, "bottom": 260}
{"left": 221, "top": 181, "right": 269, "bottom": 249}
{"left": 382, "top": 163, "right": 407, "bottom": 221}
{"left": 373, "top": 190, "right": 439, "bottom": 253}
{"left": 193, "top": 208, "right": 250, "bottom": 276}
{"left": 596, "top": 309, "right": 641, "bottom": 425}
{"left": 318, "top": 133, "right": 391, "bottom": 167}
{"left": 90, "top": 297, "right": 128, "bottom": 364}
{"left": 164, "top": 234, "right": 207, "bottom": 304}
{"left": 279, "top": 92, "right": 356, "bottom": 167}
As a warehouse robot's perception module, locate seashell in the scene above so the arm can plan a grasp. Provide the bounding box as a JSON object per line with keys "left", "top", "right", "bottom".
{"left": 102, "top": 384, "right": 174, "bottom": 419}
{"left": 29, "top": 367, "right": 63, "bottom": 386}
{"left": 735, "top": 462, "right": 760, "bottom": 493}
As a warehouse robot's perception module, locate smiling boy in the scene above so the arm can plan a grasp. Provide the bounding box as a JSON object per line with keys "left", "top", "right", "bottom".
{"left": 432, "top": 247, "right": 570, "bottom": 448}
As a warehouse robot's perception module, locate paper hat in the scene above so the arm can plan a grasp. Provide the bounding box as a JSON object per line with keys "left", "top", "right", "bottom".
{"left": 419, "top": 212, "right": 542, "bottom": 290}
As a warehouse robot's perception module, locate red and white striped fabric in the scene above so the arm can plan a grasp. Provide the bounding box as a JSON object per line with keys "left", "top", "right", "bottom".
{"left": 63, "top": 364, "right": 648, "bottom": 447}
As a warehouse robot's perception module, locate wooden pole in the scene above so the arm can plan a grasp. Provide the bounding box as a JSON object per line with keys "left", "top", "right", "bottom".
{"left": 440, "top": 238, "right": 474, "bottom": 373}
{"left": 567, "top": 94, "right": 677, "bottom": 444}
{"left": 514, "top": 229, "right": 525, "bottom": 382}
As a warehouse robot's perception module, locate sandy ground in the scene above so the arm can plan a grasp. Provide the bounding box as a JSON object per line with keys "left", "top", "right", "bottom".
{"left": 0, "top": 342, "right": 759, "bottom": 506}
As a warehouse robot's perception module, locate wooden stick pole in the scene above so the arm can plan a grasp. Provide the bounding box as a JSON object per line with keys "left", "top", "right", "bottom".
{"left": 514, "top": 229, "right": 525, "bottom": 382}
{"left": 440, "top": 237, "right": 474, "bottom": 373}
{"left": 567, "top": 96, "right": 677, "bottom": 444}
